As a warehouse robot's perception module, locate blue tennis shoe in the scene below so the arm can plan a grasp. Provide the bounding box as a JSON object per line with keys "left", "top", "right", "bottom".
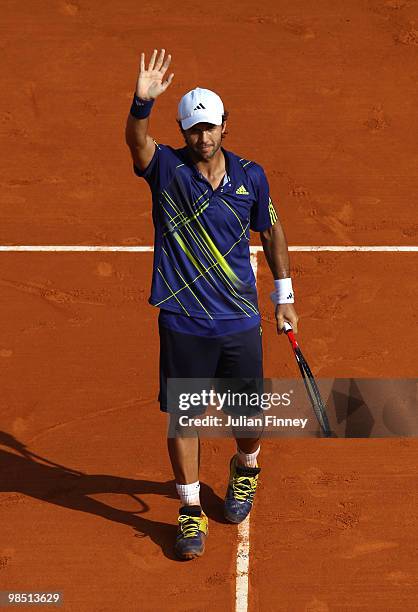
{"left": 224, "top": 455, "right": 261, "bottom": 524}
{"left": 174, "top": 505, "right": 208, "bottom": 560}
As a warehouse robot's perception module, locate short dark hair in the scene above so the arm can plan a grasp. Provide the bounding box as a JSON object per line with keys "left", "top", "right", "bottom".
{"left": 177, "top": 110, "right": 229, "bottom": 139}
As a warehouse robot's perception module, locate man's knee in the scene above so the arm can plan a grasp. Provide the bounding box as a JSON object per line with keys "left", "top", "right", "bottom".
{"left": 167, "top": 413, "right": 199, "bottom": 438}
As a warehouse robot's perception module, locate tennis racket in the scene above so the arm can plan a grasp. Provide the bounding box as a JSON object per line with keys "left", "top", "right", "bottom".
{"left": 281, "top": 321, "right": 332, "bottom": 437}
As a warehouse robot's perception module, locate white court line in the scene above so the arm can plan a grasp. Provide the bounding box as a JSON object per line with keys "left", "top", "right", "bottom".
{"left": 236, "top": 516, "right": 251, "bottom": 612}
{"left": 234, "top": 254, "right": 258, "bottom": 612}
{"left": 0, "top": 245, "right": 416, "bottom": 252}
{"left": 250, "top": 251, "right": 258, "bottom": 279}
{"left": 288, "top": 246, "right": 418, "bottom": 252}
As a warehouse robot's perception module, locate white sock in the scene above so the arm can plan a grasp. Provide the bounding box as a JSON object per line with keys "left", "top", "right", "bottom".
{"left": 237, "top": 445, "right": 260, "bottom": 468}
{"left": 176, "top": 481, "right": 201, "bottom": 506}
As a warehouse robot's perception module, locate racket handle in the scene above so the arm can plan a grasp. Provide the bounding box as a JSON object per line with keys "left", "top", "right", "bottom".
{"left": 283, "top": 321, "right": 298, "bottom": 349}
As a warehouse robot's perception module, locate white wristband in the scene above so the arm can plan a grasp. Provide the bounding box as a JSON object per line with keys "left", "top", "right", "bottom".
{"left": 270, "top": 278, "right": 294, "bottom": 304}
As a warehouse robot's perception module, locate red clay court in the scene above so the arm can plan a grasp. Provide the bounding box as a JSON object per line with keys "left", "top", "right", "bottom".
{"left": 1, "top": 1, "right": 418, "bottom": 611}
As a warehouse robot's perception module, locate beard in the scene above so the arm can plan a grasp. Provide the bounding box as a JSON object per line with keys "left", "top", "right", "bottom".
{"left": 184, "top": 134, "right": 223, "bottom": 162}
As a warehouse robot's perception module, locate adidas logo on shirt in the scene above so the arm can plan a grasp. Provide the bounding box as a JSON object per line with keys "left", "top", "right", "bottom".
{"left": 235, "top": 185, "right": 249, "bottom": 195}
{"left": 193, "top": 103, "right": 206, "bottom": 110}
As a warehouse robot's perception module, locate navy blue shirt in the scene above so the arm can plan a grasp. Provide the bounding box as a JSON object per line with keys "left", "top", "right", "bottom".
{"left": 134, "top": 143, "right": 277, "bottom": 322}
{"left": 158, "top": 308, "right": 261, "bottom": 337}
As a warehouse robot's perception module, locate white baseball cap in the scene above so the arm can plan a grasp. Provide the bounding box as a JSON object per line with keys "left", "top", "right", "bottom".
{"left": 178, "top": 87, "right": 224, "bottom": 130}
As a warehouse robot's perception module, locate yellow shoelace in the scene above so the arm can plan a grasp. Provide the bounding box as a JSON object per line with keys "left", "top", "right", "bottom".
{"left": 232, "top": 474, "right": 258, "bottom": 502}
{"left": 178, "top": 515, "right": 202, "bottom": 538}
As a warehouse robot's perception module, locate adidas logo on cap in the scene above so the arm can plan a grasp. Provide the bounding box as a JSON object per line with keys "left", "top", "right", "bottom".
{"left": 193, "top": 103, "right": 206, "bottom": 111}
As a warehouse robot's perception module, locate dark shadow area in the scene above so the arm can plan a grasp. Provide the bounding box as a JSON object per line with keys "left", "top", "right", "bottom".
{"left": 331, "top": 378, "right": 375, "bottom": 438}
{"left": 327, "top": 378, "right": 418, "bottom": 437}
{"left": 0, "top": 431, "right": 224, "bottom": 561}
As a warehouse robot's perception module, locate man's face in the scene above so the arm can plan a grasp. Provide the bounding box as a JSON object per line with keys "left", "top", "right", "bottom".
{"left": 182, "top": 122, "right": 226, "bottom": 161}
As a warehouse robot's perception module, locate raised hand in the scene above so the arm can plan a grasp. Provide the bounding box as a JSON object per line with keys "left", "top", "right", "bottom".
{"left": 136, "top": 49, "right": 174, "bottom": 101}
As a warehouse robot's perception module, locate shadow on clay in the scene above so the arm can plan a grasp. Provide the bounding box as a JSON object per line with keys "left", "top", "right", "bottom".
{"left": 0, "top": 431, "right": 224, "bottom": 562}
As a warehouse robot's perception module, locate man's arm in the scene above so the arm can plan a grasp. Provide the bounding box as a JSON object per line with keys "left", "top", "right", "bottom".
{"left": 260, "top": 220, "right": 299, "bottom": 333}
{"left": 125, "top": 49, "right": 174, "bottom": 171}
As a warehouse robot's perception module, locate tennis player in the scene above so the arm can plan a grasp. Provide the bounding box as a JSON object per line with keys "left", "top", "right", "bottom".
{"left": 126, "top": 49, "right": 298, "bottom": 560}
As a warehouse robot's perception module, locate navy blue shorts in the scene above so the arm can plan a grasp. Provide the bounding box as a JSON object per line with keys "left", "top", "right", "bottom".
{"left": 158, "top": 320, "right": 263, "bottom": 416}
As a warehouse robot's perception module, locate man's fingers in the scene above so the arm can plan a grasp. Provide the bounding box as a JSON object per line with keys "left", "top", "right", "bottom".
{"left": 155, "top": 48, "right": 165, "bottom": 71}
{"left": 160, "top": 54, "right": 172, "bottom": 76}
{"left": 284, "top": 315, "right": 298, "bottom": 334}
{"left": 142, "top": 49, "right": 170, "bottom": 76}
{"left": 275, "top": 303, "right": 299, "bottom": 335}
{"left": 276, "top": 320, "right": 285, "bottom": 334}
{"left": 148, "top": 48, "right": 157, "bottom": 71}
{"left": 275, "top": 306, "right": 285, "bottom": 334}
{"left": 162, "top": 73, "right": 174, "bottom": 90}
